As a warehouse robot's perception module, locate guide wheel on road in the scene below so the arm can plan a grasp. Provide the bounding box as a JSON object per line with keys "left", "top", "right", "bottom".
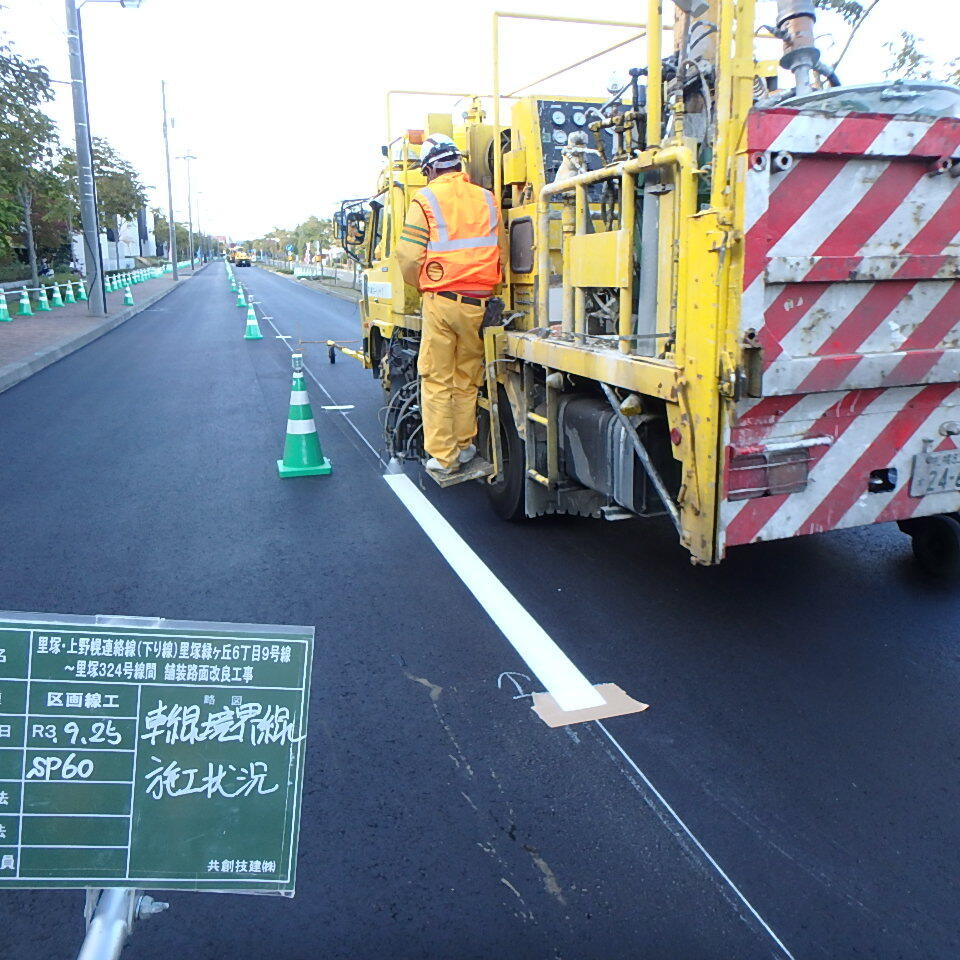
{"left": 899, "top": 514, "right": 960, "bottom": 580}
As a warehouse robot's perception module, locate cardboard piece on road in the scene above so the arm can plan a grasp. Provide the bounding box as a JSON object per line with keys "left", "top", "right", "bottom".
{"left": 532, "top": 683, "right": 648, "bottom": 728}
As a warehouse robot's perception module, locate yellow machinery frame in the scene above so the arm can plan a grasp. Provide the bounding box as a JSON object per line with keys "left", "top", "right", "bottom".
{"left": 342, "top": 3, "right": 758, "bottom": 565}
{"left": 490, "top": 2, "right": 757, "bottom": 563}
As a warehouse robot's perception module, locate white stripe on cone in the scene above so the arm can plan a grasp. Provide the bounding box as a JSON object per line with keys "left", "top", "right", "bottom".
{"left": 289, "top": 391, "right": 310, "bottom": 404}
{"left": 286, "top": 419, "right": 317, "bottom": 434}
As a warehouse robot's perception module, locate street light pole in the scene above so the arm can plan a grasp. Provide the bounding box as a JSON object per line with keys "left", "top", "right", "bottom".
{"left": 195, "top": 192, "right": 204, "bottom": 263}
{"left": 178, "top": 153, "right": 196, "bottom": 270}
{"left": 161, "top": 80, "right": 178, "bottom": 280}
{"left": 64, "top": 0, "right": 107, "bottom": 316}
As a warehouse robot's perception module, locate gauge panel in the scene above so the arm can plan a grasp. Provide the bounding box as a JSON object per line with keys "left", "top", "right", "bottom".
{"left": 536, "top": 100, "right": 613, "bottom": 187}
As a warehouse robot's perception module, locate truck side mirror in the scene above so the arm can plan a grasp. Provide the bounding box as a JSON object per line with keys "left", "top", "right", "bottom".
{"left": 381, "top": 145, "right": 388, "bottom": 157}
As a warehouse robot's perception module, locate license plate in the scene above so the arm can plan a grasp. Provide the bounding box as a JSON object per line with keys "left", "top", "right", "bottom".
{"left": 910, "top": 447, "right": 960, "bottom": 497}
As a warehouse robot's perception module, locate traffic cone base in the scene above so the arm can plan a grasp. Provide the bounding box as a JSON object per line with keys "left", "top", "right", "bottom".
{"left": 277, "top": 456, "right": 332, "bottom": 478}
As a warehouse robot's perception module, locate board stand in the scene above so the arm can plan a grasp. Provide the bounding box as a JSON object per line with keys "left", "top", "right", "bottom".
{"left": 77, "top": 888, "right": 168, "bottom": 960}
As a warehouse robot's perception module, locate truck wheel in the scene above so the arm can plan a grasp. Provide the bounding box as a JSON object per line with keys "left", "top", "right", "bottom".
{"left": 905, "top": 514, "right": 960, "bottom": 579}
{"left": 486, "top": 387, "right": 525, "bottom": 521}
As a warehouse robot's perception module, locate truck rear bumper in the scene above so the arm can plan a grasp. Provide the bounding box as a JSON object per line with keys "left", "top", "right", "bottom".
{"left": 721, "top": 383, "right": 960, "bottom": 548}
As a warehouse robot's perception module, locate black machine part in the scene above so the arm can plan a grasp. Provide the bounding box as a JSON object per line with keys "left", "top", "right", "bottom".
{"left": 557, "top": 395, "right": 681, "bottom": 518}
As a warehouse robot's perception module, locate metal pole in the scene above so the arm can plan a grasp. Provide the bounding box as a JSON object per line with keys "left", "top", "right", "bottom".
{"left": 77, "top": 889, "right": 135, "bottom": 960}
{"left": 179, "top": 153, "right": 196, "bottom": 270}
{"left": 195, "top": 194, "right": 203, "bottom": 263}
{"left": 161, "top": 80, "right": 178, "bottom": 280}
{"left": 65, "top": 0, "right": 107, "bottom": 316}
{"left": 77, "top": 888, "right": 168, "bottom": 960}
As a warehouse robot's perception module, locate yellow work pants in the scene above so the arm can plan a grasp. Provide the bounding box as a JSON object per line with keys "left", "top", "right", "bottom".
{"left": 418, "top": 292, "right": 485, "bottom": 469}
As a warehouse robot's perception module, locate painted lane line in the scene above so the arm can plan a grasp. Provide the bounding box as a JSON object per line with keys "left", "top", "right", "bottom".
{"left": 596, "top": 720, "right": 796, "bottom": 960}
{"left": 384, "top": 472, "right": 605, "bottom": 713}
{"left": 321, "top": 404, "right": 355, "bottom": 411}
{"left": 258, "top": 271, "right": 789, "bottom": 954}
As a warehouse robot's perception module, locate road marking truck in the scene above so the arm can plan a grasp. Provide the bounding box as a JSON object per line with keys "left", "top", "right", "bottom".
{"left": 333, "top": 0, "right": 960, "bottom": 576}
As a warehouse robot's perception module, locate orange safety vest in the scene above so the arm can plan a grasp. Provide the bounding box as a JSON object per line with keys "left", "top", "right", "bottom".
{"left": 412, "top": 172, "right": 501, "bottom": 293}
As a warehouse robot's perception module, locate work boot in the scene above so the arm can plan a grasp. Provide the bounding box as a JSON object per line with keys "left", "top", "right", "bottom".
{"left": 458, "top": 444, "right": 477, "bottom": 464}
{"left": 425, "top": 457, "right": 459, "bottom": 476}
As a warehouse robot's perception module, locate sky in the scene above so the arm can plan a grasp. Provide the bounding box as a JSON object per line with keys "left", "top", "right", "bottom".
{"left": 2, "top": 0, "right": 957, "bottom": 241}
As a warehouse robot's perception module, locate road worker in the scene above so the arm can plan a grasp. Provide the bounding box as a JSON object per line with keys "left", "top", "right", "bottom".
{"left": 396, "top": 134, "right": 505, "bottom": 476}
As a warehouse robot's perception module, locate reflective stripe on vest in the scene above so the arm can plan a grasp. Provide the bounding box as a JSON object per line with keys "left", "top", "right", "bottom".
{"left": 419, "top": 186, "right": 499, "bottom": 253}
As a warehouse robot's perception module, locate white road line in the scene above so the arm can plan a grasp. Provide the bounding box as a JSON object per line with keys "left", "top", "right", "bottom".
{"left": 384, "top": 472, "right": 605, "bottom": 713}
{"left": 596, "top": 720, "right": 796, "bottom": 960}
{"left": 257, "top": 279, "right": 603, "bottom": 711}
{"left": 257, "top": 268, "right": 792, "bottom": 953}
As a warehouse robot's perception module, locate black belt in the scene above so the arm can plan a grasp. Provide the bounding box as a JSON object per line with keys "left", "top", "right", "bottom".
{"left": 437, "top": 291, "right": 487, "bottom": 306}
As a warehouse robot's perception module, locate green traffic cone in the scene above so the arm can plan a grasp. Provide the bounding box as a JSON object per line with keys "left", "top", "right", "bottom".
{"left": 18, "top": 289, "right": 33, "bottom": 316}
{"left": 105, "top": 275, "right": 114, "bottom": 293}
{"left": 123, "top": 285, "right": 134, "bottom": 307}
{"left": 0, "top": 295, "right": 11, "bottom": 322}
{"left": 37, "top": 286, "right": 50, "bottom": 311}
{"left": 230, "top": 277, "right": 238, "bottom": 292}
{"left": 75, "top": 280, "right": 87, "bottom": 302}
{"left": 51, "top": 283, "right": 64, "bottom": 307}
{"left": 236, "top": 288, "right": 246, "bottom": 307}
{"left": 243, "top": 303, "right": 263, "bottom": 340}
{"left": 63, "top": 282, "right": 76, "bottom": 304}
{"left": 277, "top": 354, "right": 331, "bottom": 478}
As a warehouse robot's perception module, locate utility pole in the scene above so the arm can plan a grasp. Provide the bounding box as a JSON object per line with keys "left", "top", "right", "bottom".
{"left": 178, "top": 153, "right": 197, "bottom": 270}
{"left": 64, "top": 0, "right": 107, "bottom": 316}
{"left": 161, "top": 81, "right": 178, "bottom": 280}
{"left": 195, "top": 192, "right": 204, "bottom": 263}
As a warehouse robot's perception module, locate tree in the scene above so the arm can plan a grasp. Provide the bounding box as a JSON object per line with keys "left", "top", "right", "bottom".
{"left": 92, "top": 138, "right": 148, "bottom": 269}
{"left": 814, "top": 0, "right": 883, "bottom": 72}
{"left": 814, "top": 0, "right": 868, "bottom": 23}
{"left": 883, "top": 32, "right": 960, "bottom": 85}
{"left": 295, "top": 216, "right": 336, "bottom": 261}
{"left": 0, "top": 40, "right": 62, "bottom": 283}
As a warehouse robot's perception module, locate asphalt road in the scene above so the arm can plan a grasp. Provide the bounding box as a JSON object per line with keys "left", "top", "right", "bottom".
{"left": 1, "top": 262, "right": 958, "bottom": 959}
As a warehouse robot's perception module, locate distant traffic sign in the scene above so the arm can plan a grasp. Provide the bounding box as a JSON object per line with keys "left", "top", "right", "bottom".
{"left": 0, "top": 613, "right": 313, "bottom": 894}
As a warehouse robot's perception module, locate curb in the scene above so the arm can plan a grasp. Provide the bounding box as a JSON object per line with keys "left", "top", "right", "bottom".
{"left": 255, "top": 264, "right": 362, "bottom": 304}
{"left": 0, "top": 267, "right": 206, "bottom": 396}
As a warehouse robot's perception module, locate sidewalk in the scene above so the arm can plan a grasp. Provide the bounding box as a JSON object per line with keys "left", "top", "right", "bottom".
{"left": 0, "top": 268, "right": 201, "bottom": 394}
{"left": 256, "top": 264, "right": 362, "bottom": 303}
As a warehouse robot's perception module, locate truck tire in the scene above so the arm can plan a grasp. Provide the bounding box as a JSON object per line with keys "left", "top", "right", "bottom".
{"left": 486, "top": 387, "right": 525, "bottom": 522}
{"left": 905, "top": 514, "right": 960, "bottom": 579}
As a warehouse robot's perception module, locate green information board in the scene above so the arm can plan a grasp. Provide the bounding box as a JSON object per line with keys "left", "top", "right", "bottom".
{"left": 0, "top": 612, "right": 313, "bottom": 895}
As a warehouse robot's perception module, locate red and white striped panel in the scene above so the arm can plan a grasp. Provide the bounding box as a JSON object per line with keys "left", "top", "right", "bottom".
{"left": 721, "top": 385, "right": 960, "bottom": 547}
{"left": 720, "top": 108, "right": 960, "bottom": 551}
{"left": 749, "top": 109, "right": 960, "bottom": 159}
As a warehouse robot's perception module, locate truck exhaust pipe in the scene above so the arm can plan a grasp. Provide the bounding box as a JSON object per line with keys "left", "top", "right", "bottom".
{"left": 777, "top": 0, "right": 820, "bottom": 97}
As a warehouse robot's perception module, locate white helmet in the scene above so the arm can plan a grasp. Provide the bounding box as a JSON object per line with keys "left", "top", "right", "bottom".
{"left": 419, "top": 133, "right": 462, "bottom": 172}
